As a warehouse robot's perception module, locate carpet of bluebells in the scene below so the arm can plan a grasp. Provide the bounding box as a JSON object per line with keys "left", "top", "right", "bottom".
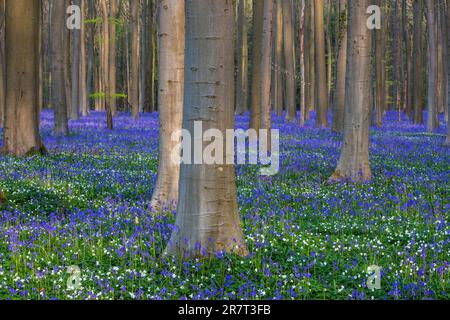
{"left": 0, "top": 109, "right": 449, "bottom": 300}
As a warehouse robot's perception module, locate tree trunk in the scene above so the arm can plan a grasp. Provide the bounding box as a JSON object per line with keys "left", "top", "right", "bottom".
{"left": 0, "top": 0, "right": 5, "bottom": 128}
{"left": 413, "top": 0, "right": 424, "bottom": 125}
{"left": 272, "top": 0, "right": 283, "bottom": 116}
{"left": 71, "top": 0, "right": 81, "bottom": 120}
{"left": 283, "top": 0, "right": 296, "bottom": 122}
{"left": 250, "top": 0, "right": 263, "bottom": 132}
{"left": 150, "top": 0, "right": 185, "bottom": 210}
{"left": 299, "top": 0, "right": 306, "bottom": 126}
{"left": 101, "top": 0, "right": 113, "bottom": 129}
{"left": 51, "top": 0, "right": 69, "bottom": 135}
{"left": 445, "top": 3, "right": 450, "bottom": 146}
{"left": 130, "top": 0, "right": 140, "bottom": 120}
{"left": 3, "top": 0, "right": 46, "bottom": 156}
{"left": 260, "top": 0, "right": 275, "bottom": 152}
{"left": 329, "top": 0, "right": 372, "bottom": 183}
{"left": 314, "top": 0, "right": 328, "bottom": 127}
{"left": 64, "top": 0, "right": 72, "bottom": 117}
{"left": 332, "top": 0, "right": 346, "bottom": 133}
{"left": 143, "top": 0, "right": 155, "bottom": 113}
{"left": 236, "top": 0, "right": 249, "bottom": 115}
{"left": 109, "top": 0, "right": 118, "bottom": 116}
{"left": 80, "top": 0, "right": 88, "bottom": 117}
{"left": 427, "top": 0, "right": 439, "bottom": 132}
{"left": 307, "top": 0, "right": 315, "bottom": 117}
{"left": 165, "top": 0, "right": 248, "bottom": 259}
{"left": 374, "top": 0, "right": 386, "bottom": 127}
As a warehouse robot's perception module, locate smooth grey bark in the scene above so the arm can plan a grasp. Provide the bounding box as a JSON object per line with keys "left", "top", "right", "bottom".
{"left": 329, "top": 0, "right": 372, "bottom": 183}
{"left": 250, "top": 0, "right": 263, "bottom": 132}
{"left": 260, "top": 0, "right": 275, "bottom": 152}
{"left": 413, "top": 0, "right": 424, "bottom": 124}
{"left": 236, "top": 0, "right": 249, "bottom": 115}
{"left": 3, "top": 0, "right": 46, "bottom": 156}
{"left": 283, "top": 0, "right": 296, "bottom": 122}
{"left": 109, "top": 0, "right": 118, "bottom": 116}
{"left": 101, "top": 0, "right": 113, "bottom": 129}
{"left": 51, "top": 0, "right": 69, "bottom": 135}
{"left": 0, "top": 0, "right": 4, "bottom": 128}
{"left": 374, "top": 0, "right": 385, "bottom": 128}
{"left": 299, "top": 0, "right": 306, "bottom": 126}
{"left": 445, "top": 3, "right": 450, "bottom": 146}
{"left": 273, "top": 0, "right": 283, "bottom": 116}
{"left": 71, "top": 0, "right": 81, "bottom": 120}
{"left": 427, "top": 0, "right": 439, "bottom": 132}
{"left": 151, "top": 0, "right": 185, "bottom": 210}
{"left": 165, "top": 0, "right": 248, "bottom": 259}
{"left": 314, "top": 0, "right": 328, "bottom": 128}
{"left": 130, "top": 0, "right": 140, "bottom": 120}
{"left": 332, "top": 0, "right": 347, "bottom": 133}
{"left": 80, "top": 0, "right": 88, "bottom": 117}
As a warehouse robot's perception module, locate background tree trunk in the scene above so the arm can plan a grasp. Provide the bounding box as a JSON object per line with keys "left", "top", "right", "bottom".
{"left": 51, "top": 0, "right": 69, "bottom": 135}
{"left": 236, "top": 0, "right": 249, "bottom": 115}
{"left": 130, "top": 0, "right": 140, "bottom": 120}
{"left": 283, "top": 0, "right": 296, "bottom": 122}
{"left": 314, "top": 0, "right": 328, "bottom": 127}
{"left": 150, "top": 0, "right": 185, "bottom": 210}
{"left": 332, "top": 0, "right": 346, "bottom": 133}
{"left": 71, "top": 0, "right": 81, "bottom": 120}
{"left": 109, "top": 0, "right": 118, "bottom": 116}
{"left": 250, "top": 0, "right": 263, "bottom": 132}
{"left": 3, "top": 0, "right": 46, "bottom": 156}
{"left": 413, "top": 0, "right": 424, "bottom": 125}
{"left": 101, "top": 0, "right": 113, "bottom": 129}
{"left": 165, "top": 0, "right": 248, "bottom": 259}
{"left": 272, "top": 0, "right": 283, "bottom": 116}
{"left": 299, "top": 0, "right": 306, "bottom": 126}
{"left": 329, "top": 0, "right": 372, "bottom": 182}
{"left": 0, "top": 0, "right": 5, "bottom": 128}
{"left": 374, "top": 0, "right": 386, "bottom": 127}
{"left": 260, "top": 0, "right": 275, "bottom": 151}
{"left": 427, "top": 0, "right": 439, "bottom": 132}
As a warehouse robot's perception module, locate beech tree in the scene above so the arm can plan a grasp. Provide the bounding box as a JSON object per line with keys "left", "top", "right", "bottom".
{"left": 250, "top": 0, "right": 263, "bottom": 132}
{"left": 71, "top": 0, "right": 81, "bottom": 120}
{"left": 0, "top": 0, "right": 4, "bottom": 128}
{"left": 447, "top": 0, "right": 450, "bottom": 145}
{"left": 314, "top": 0, "right": 328, "bottom": 128}
{"left": 51, "top": 0, "right": 69, "bottom": 136}
{"left": 283, "top": 0, "right": 296, "bottom": 122}
{"left": 235, "top": 0, "right": 248, "bottom": 115}
{"left": 413, "top": 0, "right": 424, "bottom": 125}
{"left": 329, "top": 0, "right": 372, "bottom": 183}
{"left": 130, "top": 0, "right": 140, "bottom": 120}
{"left": 151, "top": 0, "right": 185, "bottom": 210}
{"left": 426, "top": 0, "right": 439, "bottom": 132}
{"left": 3, "top": 0, "right": 46, "bottom": 156}
{"left": 165, "top": 0, "right": 248, "bottom": 258}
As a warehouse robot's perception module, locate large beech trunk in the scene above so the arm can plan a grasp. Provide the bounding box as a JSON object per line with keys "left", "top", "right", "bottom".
{"left": 3, "top": 0, "right": 46, "bottom": 156}
{"left": 150, "top": 0, "right": 185, "bottom": 210}
{"left": 165, "top": 0, "right": 248, "bottom": 258}
{"left": 329, "top": 0, "right": 372, "bottom": 183}
{"left": 314, "top": 0, "right": 328, "bottom": 128}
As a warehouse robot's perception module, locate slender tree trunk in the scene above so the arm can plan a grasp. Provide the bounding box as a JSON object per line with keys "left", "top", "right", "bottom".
{"left": 250, "top": 0, "right": 263, "bottom": 132}
{"left": 101, "top": 0, "right": 113, "bottom": 129}
{"left": 80, "top": 0, "right": 88, "bottom": 117}
{"left": 260, "top": 0, "right": 275, "bottom": 152}
{"left": 51, "top": 0, "right": 69, "bottom": 135}
{"left": 329, "top": 0, "right": 372, "bottom": 183}
{"left": 374, "top": 0, "right": 386, "bottom": 127}
{"left": 427, "top": 0, "right": 439, "bottom": 132}
{"left": 236, "top": 0, "right": 249, "bottom": 115}
{"left": 299, "top": 0, "right": 306, "bottom": 126}
{"left": 304, "top": 0, "right": 312, "bottom": 120}
{"left": 272, "top": 0, "right": 283, "bottom": 116}
{"left": 143, "top": 0, "right": 155, "bottom": 113}
{"left": 307, "top": 0, "right": 315, "bottom": 116}
{"left": 150, "top": 0, "right": 185, "bottom": 210}
{"left": 3, "top": 0, "right": 46, "bottom": 156}
{"left": 165, "top": 0, "right": 248, "bottom": 259}
{"left": 0, "top": 0, "right": 5, "bottom": 128}
{"left": 332, "top": 0, "right": 346, "bottom": 133}
{"left": 413, "top": 0, "right": 424, "bottom": 124}
{"left": 130, "top": 0, "right": 140, "bottom": 119}
{"left": 445, "top": 2, "right": 450, "bottom": 146}
{"left": 71, "top": 0, "right": 81, "bottom": 120}
{"left": 283, "top": 0, "right": 296, "bottom": 122}
{"left": 109, "top": 0, "right": 118, "bottom": 116}
{"left": 64, "top": 0, "right": 72, "bottom": 117}
{"left": 314, "top": 0, "right": 328, "bottom": 127}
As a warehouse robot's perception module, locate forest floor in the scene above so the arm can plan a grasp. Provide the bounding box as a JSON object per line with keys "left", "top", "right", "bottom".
{"left": 0, "top": 110, "right": 449, "bottom": 300}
